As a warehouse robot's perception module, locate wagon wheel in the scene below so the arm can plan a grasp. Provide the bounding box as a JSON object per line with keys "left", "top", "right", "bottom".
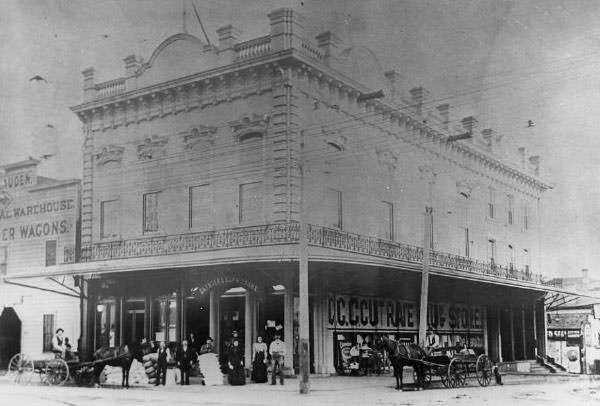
{"left": 7, "top": 353, "right": 34, "bottom": 384}
{"left": 476, "top": 354, "right": 493, "bottom": 387}
{"left": 45, "top": 358, "right": 69, "bottom": 386}
{"left": 448, "top": 358, "right": 467, "bottom": 388}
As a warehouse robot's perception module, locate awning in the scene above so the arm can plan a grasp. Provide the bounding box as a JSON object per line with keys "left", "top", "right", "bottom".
{"left": 2, "top": 274, "right": 83, "bottom": 299}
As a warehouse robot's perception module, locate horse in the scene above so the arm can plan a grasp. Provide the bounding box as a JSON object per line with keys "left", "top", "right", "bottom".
{"left": 92, "top": 342, "right": 152, "bottom": 388}
{"left": 381, "top": 336, "right": 427, "bottom": 391}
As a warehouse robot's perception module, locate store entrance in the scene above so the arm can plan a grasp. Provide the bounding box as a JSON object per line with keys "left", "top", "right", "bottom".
{"left": 219, "top": 295, "right": 245, "bottom": 353}
{"left": 185, "top": 295, "right": 210, "bottom": 345}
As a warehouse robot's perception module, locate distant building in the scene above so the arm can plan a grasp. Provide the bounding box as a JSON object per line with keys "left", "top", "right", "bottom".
{"left": 0, "top": 159, "right": 80, "bottom": 368}
{"left": 546, "top": 269, "right": 600, "bottom": 374}
{"left": 47, "top": 8, "right": 572, "bottom": 374}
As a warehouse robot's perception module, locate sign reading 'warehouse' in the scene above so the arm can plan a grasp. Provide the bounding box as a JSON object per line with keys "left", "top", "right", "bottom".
{"left": 327, "top": 294, "right": 483, "bottom": 332}
{"left": 0, "top": 199, "right": 75, "bottom": 241}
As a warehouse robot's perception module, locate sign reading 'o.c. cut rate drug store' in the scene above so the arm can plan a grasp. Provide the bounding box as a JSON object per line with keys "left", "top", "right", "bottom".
{"left": 327, "top": 294, "right": 483, "bottom": 332}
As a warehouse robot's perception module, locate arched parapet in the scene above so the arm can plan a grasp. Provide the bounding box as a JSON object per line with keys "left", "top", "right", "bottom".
{"left": 135, "top": 33, "right": 220, "bottom": 89}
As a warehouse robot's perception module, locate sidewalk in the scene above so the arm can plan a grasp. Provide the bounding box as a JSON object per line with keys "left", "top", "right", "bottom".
{"left": 0, "top": 371, "right": 599, "bottom": 406}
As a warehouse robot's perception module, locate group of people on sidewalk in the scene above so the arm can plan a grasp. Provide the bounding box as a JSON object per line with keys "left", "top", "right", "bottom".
{"left": 226, "top": 331, "right": 286, "bottom": 386}
{"left": 143, "top": 330, "right": 286, "bottom": 387}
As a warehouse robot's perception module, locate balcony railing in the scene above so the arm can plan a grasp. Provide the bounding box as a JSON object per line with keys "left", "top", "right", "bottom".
{"left": 80, "top": 223, "right": 299, "bottom": 261}
{"left": 95, "top": 77, "right": 126, "bottom": 99}
{"left": 234, "top": 36, "right": 272, "bottom": 61}
{"left": 64, "top": 222, "right": 559, "bottom": 288}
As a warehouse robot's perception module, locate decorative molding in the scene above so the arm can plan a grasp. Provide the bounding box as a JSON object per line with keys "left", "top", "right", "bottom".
{"left": 376, "top": 149, "right": 398, "bottom": 171}
{"left": 183, "top": 125, "right": 217, "bottom": 150}
{"left": 137, "top": 135, "right": 168, "bottom": 161}
{"left": 456, "top": 180, "right": 472, "bottom": 198}
{"left": 418, "top": 165, "right": 437, "bottom": 185}
{"left": 95, "top": 144, "right": 125, "bottom": 166}
{"left": 322, "top": 127, "right": 346, "bottom": 151}
{"left": 229, "top": 113, "right": 268, "bottom": 141}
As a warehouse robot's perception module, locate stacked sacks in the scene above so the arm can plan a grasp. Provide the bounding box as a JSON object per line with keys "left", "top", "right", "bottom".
{"left": 143, "top": 352, "right": 159, "bottom": 385}
{"left": 129, "top": 359, "right": 149, "bottom": 385}
{"left": 101, "top": 365, "right": 123, "bottom": 385}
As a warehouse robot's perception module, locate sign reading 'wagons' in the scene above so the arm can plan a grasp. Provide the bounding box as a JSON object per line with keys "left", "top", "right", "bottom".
{"left": 327, "top": 294, "right": 484, "bottom": 332}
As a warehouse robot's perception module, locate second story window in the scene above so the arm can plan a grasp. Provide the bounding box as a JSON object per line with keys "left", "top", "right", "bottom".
{"left": 0, "top": 246, "right": 7, "bottom": 277}
{"left": 487, "top": 238, "right": 496, "bottom": 264}
{"left": 487, "top": 187, "right": 495, "bottom": 219}
{"left": 463, "top": 227, "right": 470, "bottom": 257}
{"left": 523, "top": 248, "right": 530, "bottom": 270}
{"left": 325, "top": 188, "right": 343, "bottom": 229}
{"left": 507, "top": 195, "right": 514, "bottom": 226}
{"left": 189, "top": 185, "right": 211, "bottom": 230}
{"left": 522, "top": 202, "right": 529, "bottom": 231}
{"left": 100, "top": 200, "right": 119, "bottom": 238}
{"left": 45, "top": 240, "right": 57, "bottom": 266}
{"left": 379, "top": 201, "right": 394, "bottom": 240}
{"left": 143, "top": 192, "right": 160, "bottom": 233}
{"left": 239, "top": 181, "right": 263, "bottom": 224}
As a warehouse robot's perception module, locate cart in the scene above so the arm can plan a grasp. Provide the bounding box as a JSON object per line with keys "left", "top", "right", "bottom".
{"left": 7, "top": 352, "right": 114, "bottom": 386}
{"left": 417, "top": 351, "right": 494, "bottom": 388}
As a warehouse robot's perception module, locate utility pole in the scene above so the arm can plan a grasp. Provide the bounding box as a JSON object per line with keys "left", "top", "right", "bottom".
{"left": 417, "top": 166, "right": 436, "bottom": 347}
{"left": 418, "top": 206, "right": 433, "bottom": 347}
{"left": 298, "top": 129, "right": 310, "bottom": 394}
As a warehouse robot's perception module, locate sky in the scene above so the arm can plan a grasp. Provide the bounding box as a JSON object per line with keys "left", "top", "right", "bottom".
{"left": 1, "top": 0, "right": 600, "bottom": 279}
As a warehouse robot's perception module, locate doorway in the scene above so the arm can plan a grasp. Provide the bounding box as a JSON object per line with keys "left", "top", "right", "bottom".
{"left": 184, "top": 294, "right": 210, "bottom": 344}
{"left": 0, "top": 307, "right": 21, "bottom": 369}
{"left": 219, "top": 295, "right": 245, "bottom": 353}
{"left": 123, "top": 299, "right": 146, "bottom": 345}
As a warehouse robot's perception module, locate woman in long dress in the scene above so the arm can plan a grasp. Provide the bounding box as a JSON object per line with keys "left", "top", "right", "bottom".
{"left": 227, "top": 338, "right": 245, "bottom": 385}
{"left": 251, "top": 336, "right": 268, "bottom": 383}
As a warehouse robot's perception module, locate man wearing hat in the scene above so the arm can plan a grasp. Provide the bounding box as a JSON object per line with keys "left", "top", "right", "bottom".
{"left": 52, "top": 328, "right": 66, "bottom": 358}
{"left": 268, "top": 333, "right": 286, "bottom": 385}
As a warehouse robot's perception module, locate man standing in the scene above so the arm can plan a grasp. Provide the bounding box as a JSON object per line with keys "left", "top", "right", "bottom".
{"left": 269, "top": 333, "right": 286, "bottom": 385}
{"left": 177, "top": 340, "right": 195, "bottom": 385}
{"left": 155, "top": 341, "right": 170, "bottom": 386}
{"left": 52, "top": 328, "right": 66, "bottom": 358}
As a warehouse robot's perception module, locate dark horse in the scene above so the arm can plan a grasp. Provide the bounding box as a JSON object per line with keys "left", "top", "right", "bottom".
{"left": 381, "top": 337, "right": 427, "bottom": 390}
{"left": 92, "top": 343, "right": 152, "bottom": 388}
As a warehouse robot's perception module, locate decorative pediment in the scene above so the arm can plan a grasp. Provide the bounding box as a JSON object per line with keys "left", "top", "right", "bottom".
{"left": 376, "top": 149, "right": 397, "bottom": 170}
{"left": 456, "top": 180, "right": 472, "bottom": 198}
{"left": 229, "top": 113, "right": 268, "bottom": 141}
{"left": 183, "top": 125, "right": 217, "bottom": 151}
{"left": 323, "top": 127, "right": 346, "bottom": 151}
{"left": 95, "top": 144, "right": 125, "bottom": 166}
{"left": 137, "top": 135, "right": 168, "bottom": 161}
{"left": 418, "top": 165, "right": 437, "bottom": 184}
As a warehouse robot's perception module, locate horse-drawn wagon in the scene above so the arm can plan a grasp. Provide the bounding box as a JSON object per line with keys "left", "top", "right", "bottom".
{"left": 382, "top": 337, "right": 494, "bottom": 390}
{"left": 6, "top": 346, "right": 141, "bottom": 387}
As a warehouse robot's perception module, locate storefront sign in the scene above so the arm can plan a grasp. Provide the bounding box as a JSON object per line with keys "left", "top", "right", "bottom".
{"left": 547, "top": 329, "right": 580, "bottom": 341}
{"left": 327, "top": 294, "right": 483, "bottom": 332}
{"left": 3, "top": 168, "right": 35, "bottom": 190}
{"left": 0, "top": 199, "right": 76, "bottom": 241}
{"left": 195, "top": 275, "right": 259, "bottom": 295}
